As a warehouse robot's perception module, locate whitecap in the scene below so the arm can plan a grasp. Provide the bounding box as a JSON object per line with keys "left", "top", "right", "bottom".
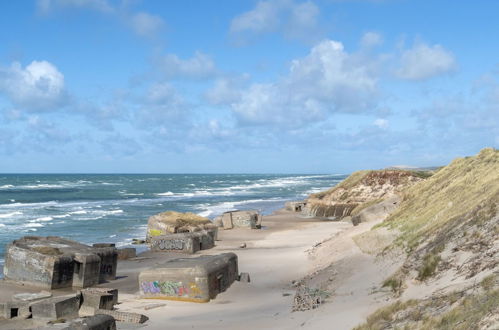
{"left": 36, "top": 216, "right": 53, "bottom": 222}
{"left": 25, "top": 223, "right": 43, "bottom": 228}
{"left": 156, "top": 191, "right": 174, "bottom": 196}
{"left": 0, "top": 211, "right": 23, "bottom": 218}
{"left": 70, "top": 210, "right": 88, "bottom": 215}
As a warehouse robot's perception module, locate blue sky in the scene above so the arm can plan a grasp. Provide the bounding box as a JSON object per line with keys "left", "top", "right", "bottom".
{"left": 0, "top": 0, "right": 498, "bottom": 173}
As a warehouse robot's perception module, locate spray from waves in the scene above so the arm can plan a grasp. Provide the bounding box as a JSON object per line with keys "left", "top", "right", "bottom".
{"left": 196, "top": 197, "right": 289, "bottom": 218}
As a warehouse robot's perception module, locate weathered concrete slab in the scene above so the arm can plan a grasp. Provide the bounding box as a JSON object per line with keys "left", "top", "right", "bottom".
{"left": 139, "top": 253, "right": 238, "bottom": 302}
{"left": 218, "top": 210, "right": 260, "bottom": 229}
{"left": 96, "top": 309, "right": 148, "bottom": 324}
{"left": 39, "top": 315, "right": 117, "bottom": 330}
{"left": 12, "top": 291, "right": 52, "bottom": 303}
{"left": 149, "top": 229, "right": 216, "bottom": 254}
{"left": 3, "top": 236, "right": 118, "bottom": 289}
{"left": 31, "top": 294, "right": 81, "bottom": 320}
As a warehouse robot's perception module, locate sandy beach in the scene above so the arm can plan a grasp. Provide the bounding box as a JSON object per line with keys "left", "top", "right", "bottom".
{"left": 104, "top": 208, "right": 396, "bottom": 330}
{"left": 0, "top": 206, "right": 400, "bottom": 330}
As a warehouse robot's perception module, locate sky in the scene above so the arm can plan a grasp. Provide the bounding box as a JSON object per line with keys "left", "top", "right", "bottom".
{"left": 0, "top": 0, "right": 498, "bottom": 173}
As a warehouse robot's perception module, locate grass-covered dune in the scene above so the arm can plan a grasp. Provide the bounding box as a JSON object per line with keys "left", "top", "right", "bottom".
{"left": 304, "top": 169, "right": 425, "bottom": 218}
{"left": 355, "top": 148, "right": 499, "bottom": 329}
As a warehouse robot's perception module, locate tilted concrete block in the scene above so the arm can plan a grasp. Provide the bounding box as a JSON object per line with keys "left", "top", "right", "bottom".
{"left": 31, "top": 294, "right": 81, "bottom": 320}
{"left": 139, "top": 253, "right": 238, "bottom": 302}
{"left": 80, "top": 288, "right": 118, "bottom": 312}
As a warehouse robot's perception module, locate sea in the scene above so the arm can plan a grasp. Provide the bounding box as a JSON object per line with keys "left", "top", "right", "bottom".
{"left": 0, "top": 173, "right": 346, "bottom": 269}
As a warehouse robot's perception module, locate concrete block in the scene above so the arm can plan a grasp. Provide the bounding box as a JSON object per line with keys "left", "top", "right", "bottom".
{"left": 31, "top": 294, "right": 81, "bottom": 320}
{"left": 149, "top": 230, "right": 215, "bottom": 254}
{"left": 96, "top": 309, "right": 148, "bottom": 324}
{"left": 0, "top": 301, "right": 31, "bottom": 319}
{"left": 81, "top": 288, "right": 118, "bottom": 312}
{"left": 139, "top": 253, "right": 238, "bottom": 302}
{"left": 117, "top": 248, "right": 136, "bottom": 260}
{"left": 72, "top": 253, "right": 101, "bottom": 288}
{"left": 220, "top": 210, "right": 260, "bottom": 229}
{"left": 3, "top": 236, "right": 118, "bottom": 289}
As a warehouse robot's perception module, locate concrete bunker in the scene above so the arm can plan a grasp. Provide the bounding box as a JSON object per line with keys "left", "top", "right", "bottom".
{"left": 149, "top": 228, "right": 216, "bottom": 254}
{"left": 285, "top": 201, "right": 307, "bottom": 212}
{"left": 3, "top": 236, "right": 118, "bottom": 289}
{"left": 139, "top": 253, "right": 239, "bottom": 302}
{"left": 216, "top": 210, "right": 261, "bottom": 230}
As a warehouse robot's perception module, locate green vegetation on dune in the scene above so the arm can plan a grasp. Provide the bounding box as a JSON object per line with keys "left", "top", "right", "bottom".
{"left": 379, "top": 148, "right": 499, "bottom": 251}
{"left": 311, "top": 170, "right": 370, "bottom": 199}
{"left": 354, "top": 275, "right": 499, "bottom": 330}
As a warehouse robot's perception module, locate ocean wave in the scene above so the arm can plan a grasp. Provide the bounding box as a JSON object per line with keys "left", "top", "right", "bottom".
{"left": 0, "top": 224, "right": 5, "bottom": 227}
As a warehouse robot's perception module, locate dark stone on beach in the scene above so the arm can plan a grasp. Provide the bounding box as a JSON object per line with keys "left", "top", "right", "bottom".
{"left": 132, "top": 239, "right": 146, "bottom": 245}
{"left": 239, "top": 272, "right": 251, "bottom": 283}
{"left": 31, "top": 294, "right": 81, "bottom": 320}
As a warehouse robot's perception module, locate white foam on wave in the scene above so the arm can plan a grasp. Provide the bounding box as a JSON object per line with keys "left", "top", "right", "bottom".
{"left": 197, "top": 198, "right": 287, "bottom": 218}
{"left": 36, "top": 216, "right": 53, "bottom": 222}
{"left": 25, "top": 223, "right": 43, "bottom": 228}
{"left": 0, "top": 224, "right": 5, "bottom": 227}
{"left": 70, "top": 210, "right": 88, "bottom": 215}
{"left": 156, "top": 191, "right": 174, "bottom": 196}
{"left": 0, "top": 211, "right": 23, "bottom": 218}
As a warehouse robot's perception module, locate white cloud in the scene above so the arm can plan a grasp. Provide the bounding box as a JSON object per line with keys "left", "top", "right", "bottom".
{"left": 397, "top": 43, "right": 456, "bottom": 80}
{"left": 373, "top": 118, "right": 389, "bottom": 129}
{"left": 230, "top": 0, "right": 321, "bottom": 42}
{"left": 231, "top": 39, "right": 379, "bottom": 125}
{"left": 130, "top": 12, "right": 164, "bottom": 38}
{"left": 204, "top": 75, "right": 249, "bottom": 105}
{"left": 360, "top": 31, "right": 383, "bottom": 48}
{"left": 136, "top": 82, "right": 186, "bottom": 126}
{"left": 0, "top": 60, "right": 67, "bottom": 111}
{"left": 157, "top": 52, "right": 216, "bottom": 80}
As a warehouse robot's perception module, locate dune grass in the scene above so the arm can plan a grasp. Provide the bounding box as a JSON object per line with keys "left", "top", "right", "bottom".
{"left": 379, "top": 148, "right": 499, "bottom": 251}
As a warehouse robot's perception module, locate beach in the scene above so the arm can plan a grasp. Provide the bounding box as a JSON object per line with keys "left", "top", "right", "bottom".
{"left": 101, "top": 209, "right": 397, "bottom": 329}
{"left": 0, "top": 207, "right": 390, "bottom": 330}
